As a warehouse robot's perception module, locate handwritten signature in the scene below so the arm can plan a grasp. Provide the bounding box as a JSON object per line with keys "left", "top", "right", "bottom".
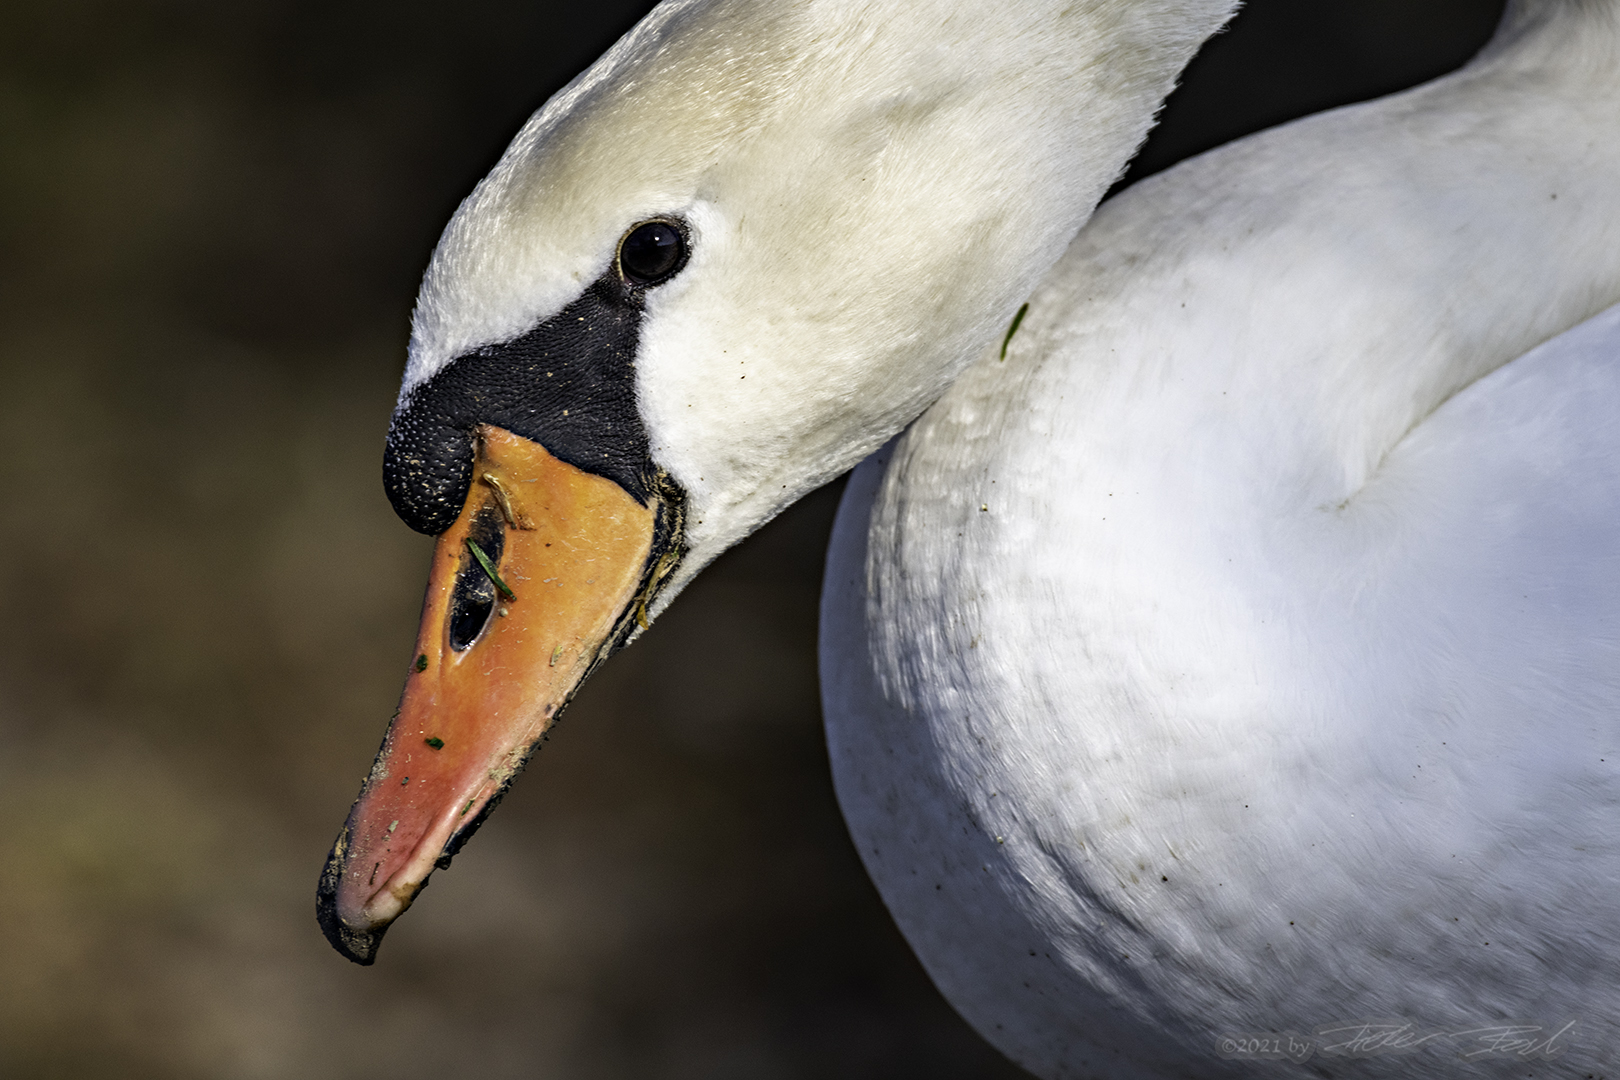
{"left": 1214, "top": 1019, "right": 1576, "bottom": 1062}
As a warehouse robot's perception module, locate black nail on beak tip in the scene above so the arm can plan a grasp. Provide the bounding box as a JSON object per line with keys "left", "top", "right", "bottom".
{"left": 315, "top": 827, "right": 385, "bottom": 965}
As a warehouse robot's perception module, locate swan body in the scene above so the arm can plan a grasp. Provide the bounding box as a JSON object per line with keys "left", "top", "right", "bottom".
{"left": 321, "top": 0, "right": 1620, "bottom": 1076}
{"left": 824, "top": 3, "right": 1620, "bottom": 1074}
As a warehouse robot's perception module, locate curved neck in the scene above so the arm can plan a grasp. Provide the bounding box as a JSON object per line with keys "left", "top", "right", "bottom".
{"left": 1040, "top": 0, "right": 1620, "bottom": 533}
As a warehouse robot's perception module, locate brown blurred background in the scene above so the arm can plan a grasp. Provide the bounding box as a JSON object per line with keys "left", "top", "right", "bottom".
{"left": 0, "top": 2, "right": 1504, "bottom": 1077}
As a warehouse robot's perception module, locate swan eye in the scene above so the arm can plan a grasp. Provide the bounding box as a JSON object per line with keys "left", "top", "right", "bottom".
{"left": 618, "top": 220, "right": 687, "bottom": 286}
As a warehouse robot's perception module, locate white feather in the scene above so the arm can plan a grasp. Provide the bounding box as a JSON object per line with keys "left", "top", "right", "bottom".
{"left": 405, "top": 0, "right": 1236, "bottom": 587}
{"left": 825, "top": 1, "right": 1620, "bottom": 1074}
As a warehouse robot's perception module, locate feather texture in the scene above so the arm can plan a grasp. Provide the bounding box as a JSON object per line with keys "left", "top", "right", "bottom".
{"left": 824, "top": 2, "right": 1620, "bottom": 1074}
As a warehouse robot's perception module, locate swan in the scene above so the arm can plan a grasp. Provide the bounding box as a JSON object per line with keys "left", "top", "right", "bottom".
{"left": 316, "top": 0, "right": 1620, "bottom": 1075}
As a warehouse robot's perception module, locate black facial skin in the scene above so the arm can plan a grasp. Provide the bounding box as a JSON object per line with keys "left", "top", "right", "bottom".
{"left": 384, "top": 219, "right": 690, "bottom": 536}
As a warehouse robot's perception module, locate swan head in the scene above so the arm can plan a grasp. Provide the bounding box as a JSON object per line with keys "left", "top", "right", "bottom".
{"left": 318, "top": 0, "right": 1234, "bottom": 963}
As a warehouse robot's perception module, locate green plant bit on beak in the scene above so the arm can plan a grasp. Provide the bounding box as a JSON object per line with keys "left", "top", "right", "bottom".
{"left": 1001, "top": 302, "right": 1029, "bottom": 360}
{"left": 425, "top": 736, "right": 444, "bottom": 750}
{"left": 550, "top": 644, "right": 565, "bottom": 667}
{"left": 413, "top": 654, "right": 428, "bottom": 673}
{"left": 467, "top": 539, "right": 517, "bottom": 601}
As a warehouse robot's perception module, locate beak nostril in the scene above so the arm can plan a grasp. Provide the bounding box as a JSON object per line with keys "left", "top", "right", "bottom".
{"left": 447, "top": 499, "right": 508, "bottom": 651}
{"left": 447, "top": 566, "right": 496, "bottom": 651}
{"left": 467, "top": 539, "right": 516, "bottom": 601}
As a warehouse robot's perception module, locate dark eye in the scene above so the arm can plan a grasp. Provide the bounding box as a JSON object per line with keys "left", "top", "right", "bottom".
{"left": 618, "top": 220, "right": 687, "bottom": 286}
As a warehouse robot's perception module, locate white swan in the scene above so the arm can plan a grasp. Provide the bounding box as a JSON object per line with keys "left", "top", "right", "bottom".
{"left": 318, "top": 1, "right": 1620, "bottom": 1076}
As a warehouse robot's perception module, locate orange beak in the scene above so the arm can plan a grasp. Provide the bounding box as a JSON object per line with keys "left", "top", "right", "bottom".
{"left": 318, "top": 424, "right": 680, "bottom": 963}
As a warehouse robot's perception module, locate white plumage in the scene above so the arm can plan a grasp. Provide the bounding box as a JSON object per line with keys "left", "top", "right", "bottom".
{"left": 402, "top": 0, "right": 1237, "bottom": 577}
{"left": 824, "top": 2, "right": 1620, "bottom": 1073}
{"left": 395, "top": 0, "right": 1620, "bottom": 1074}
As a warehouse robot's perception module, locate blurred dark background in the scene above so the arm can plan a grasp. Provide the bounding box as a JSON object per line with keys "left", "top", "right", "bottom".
{"left": 0, "top": 1, "right": 1503, "bottom": 1077}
